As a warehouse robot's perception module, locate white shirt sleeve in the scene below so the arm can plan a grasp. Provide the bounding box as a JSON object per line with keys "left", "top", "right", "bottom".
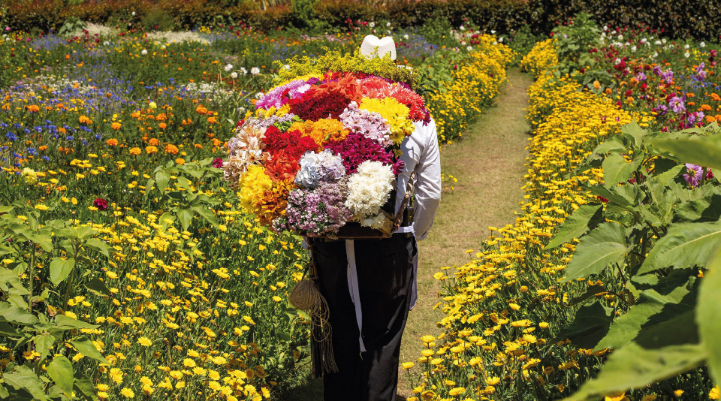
{"left": 412, "top": 119, "right": 442, "bottom": 240}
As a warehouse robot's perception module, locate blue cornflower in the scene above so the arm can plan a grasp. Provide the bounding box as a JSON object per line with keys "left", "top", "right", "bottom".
{"left": 27, "top": 148, "right": 36, "bottom": 156}
{"left": 66, "top": 136, "right": 74, "bottom": 141}
{"left": 42, "top": 156, "right": 50, "bottom": 161}
{"left": 5, "top": 132, "right": 17, "bottom": 142}
{"left": 94, "top": 134, "right": 102, "bottom": 140}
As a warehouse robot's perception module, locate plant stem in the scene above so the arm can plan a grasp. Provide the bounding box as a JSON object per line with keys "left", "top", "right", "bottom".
{"left": 28, "top": 245, "right": 36, "bottom": 311}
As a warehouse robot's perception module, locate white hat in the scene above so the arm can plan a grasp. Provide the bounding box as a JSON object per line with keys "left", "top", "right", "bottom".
{"left": 360, "top": 35, "right": 397, "bottom": 61}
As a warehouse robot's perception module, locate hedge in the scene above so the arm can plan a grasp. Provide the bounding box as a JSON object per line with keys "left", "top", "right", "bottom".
{"left": 3, "top": 0, "right": 721, "bottom": 40}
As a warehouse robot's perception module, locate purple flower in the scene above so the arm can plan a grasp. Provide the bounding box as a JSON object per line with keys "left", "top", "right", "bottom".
{"left": 656, "top": 104, "right": 669, "bottom": 116}
{"left": 684, "top": 163, "right": 703, "bottom": 187}
{"left": 660, "top": 70, "right": 674, "bottom": 84}
{"left": 696, "top": 62, "right": 707, "bottom": 80}
{"left": 282, "top": 180, "right": 353, "bottom": 236}
{"left": 652, "top": 66, "right": 662, "bottom": 76}
{"left": 256, "top": 79, "right": 313, "bottom": 109}
{"left": 212, "top": 158, "right": 223, "bottom": 168}
{"left": 669, "top": 96, "right": 685, "bottom": 113}
{"left": 636, "top": 72, "right": 647, "bottom": 81}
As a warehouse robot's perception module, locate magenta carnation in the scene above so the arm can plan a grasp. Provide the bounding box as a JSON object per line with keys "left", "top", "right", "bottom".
{"left": 324, "top": 133, "right": 403, "bottom": 175}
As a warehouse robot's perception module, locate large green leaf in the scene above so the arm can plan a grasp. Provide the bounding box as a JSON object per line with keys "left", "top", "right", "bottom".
{"left": 587, "top": 185, "right": 634, "bottom": 210}
{"left": 0, "top": 307, "right": 39, "bottom": 325}
{"left": 73, "top": 376, "right": 98, "bottom": 401}
{"left": 35, "top": 334, "right": 55, "bottom": 363}
{"left": 84, "top": 238, "right": 110, "bottom": 258}
{"left": 177, "top": 209, "right": 194, "bottom": 231}
{"left": 49, "top": 257, "right": 75, "bottom": 286}
{"left": 545, "top": 205, "right": 603, "bottom": 250}
{"left": 698, "top": 248, "right": 721, "bottom": 385}
{"left": 675, "top": 193, "right": 721, "bottom": 222}
{"left": 84, "top": 278, "right": 111, "bottom": 297}
{"left": 551, "top": 301, "right": 614, "bottom": 349}
{"left": 69, "top": 336, "right": 109, "bottom": 365}
{"left": 191, "top": 206, "right": 218, "bottom": 227}
{"left": 620, "top": 120, "right": 646, "bottom": 147}
{"left": 594, "top": 283, "right": 696, "bottom": 351}
{"left": 603, "top": 153, "right": 641, "bottom": 188}
{"left": 561, "top": 223, "right": 629, "bottom": 282}
{"left": 47, "top": 356, "right": 74, "bottom": 396}
{"left": 653, "top": 134, "right": 721, "bottom": 171}
{"left": 638, "top": 220, "right": 721, "bottom": 275}
{"left": 3, "top": 365, "right": 48, "bottom": 400}
{"left": 155, "top": 170, "right": 171, "bottom": 193}
{"left": 564, "top": 343, "right": 707, "bottom": 400}
{"left": 54, "top": 315, "right": 97, "bottom": 330}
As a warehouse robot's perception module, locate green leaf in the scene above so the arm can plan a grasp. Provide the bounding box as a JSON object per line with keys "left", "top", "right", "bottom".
{"left": 551, "top": 301, "right": 614, "bottom": 349}
{"left": 69, "top": 336, "right": 109, "bottom": 365}
{"left": 73, "top": 376, "right": 98, "bottom": 401}
{"left": 191, "top": 206, "right": 218, "bottom": 227}
{"left": 653, "top": 134, "right": 721, "bottom": 171}
{"left": 655, "top": 164, "right": 684, "bottom": 185}
{"left": 177, "top": 209, "right": 193, "bottom": 231}
{"left": 155, "top": 170, "right": 170, "bottom": 194}
{"left": 594, "top": 282, "right": 696, "bottom": 351}
{"left": 602, "top": 153, "right": 641, "bottom": 188}
{"left": 49, "top": 258, "right": 75, "bottom": 286}
{"left": 0, "top": 322, "right": 20, "bottom": 337}
{"left": 84, "top": 238, "right": 110, "bottom": 258}
{"left": 638, "top": 220, "right": 721, "bottom": 275}
{"left": 567, "top": 284, "right": 607, "bottom": 306}
{"left": 562, "top": 223, "right": 629, "bottom": 282}
{"left": 587, "top": 185, "right": 633, "bottom": 210}
{"left": 35, "top": 334, "right": 55, "bottom": 363}
{"left": 675, "top": 193, "right": 721, "bottom": 222}
{"left": 0, "top": 307, "right": 39, "bottom": 325}
{"left": 564, "top": 343, "right": 707, "bottom": 400}
{"left": 47, "top": 356, "right": 74, "bottom": 396}
{"left": 698, "top": 248, "right": 721, "bottom": 385}
{"left": 25, "top": 233, "right": 53, "bottom": 253}
{"left": 545, "top": 205, "right": 603, "bottom": 250}
{"left": 84, "top": 278, "right": 111, "bottom": 297}
{"left": 3, "top": 365, "right": 48, "bottom": 400}
{"left": 54, "top": 315, "right": 97, "bottom": 330}
{"left": 620, "top": 120, "right": 646, "bottom": 147}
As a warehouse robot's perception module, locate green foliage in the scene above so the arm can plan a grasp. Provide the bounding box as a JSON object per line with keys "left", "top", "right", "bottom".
{"left": 140, "top": 7, "right": 175, "bottom": 31}
{"left": 58, "top": 16, "right": 87, "bottom": 37}
{"left": 549, "top": 121, "right": 721, "bottom": 399}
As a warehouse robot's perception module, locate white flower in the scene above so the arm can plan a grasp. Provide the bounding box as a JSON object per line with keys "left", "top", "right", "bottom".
{"left": 603, "top": 25, "right": 608, "bottom": 31}
{"left": 662, "top": 38, "right": 667, "bottom": 44}
{"left": 631, "top": 46, "right": 637, "bottom": 52}
{"left": 614, "top": 58, "right": 622, "bottom": 65}
{"left": 251, "top": 67, "right": 260, "bottom": 75}
{"left": 685, "top": 52, "right": 690, "bottom": 58}
{"left": 652, "top": 52, "right": 658, "bottom": 58}
{"left": 618, "top": 34, "right": 623, "bottom": 40}
{"left": 641, "top": 38, "right": 647, "bottom": 43}
{"left": 491, "top": 30, "right": 496, "bottom": 34}
{"left": 255, "top": 92, "right": 264, "bottom": 99}
{"left": 141, "top": 49, "right": 148, "bottom": 55}
{"left": 131, "top": 11, "right": 136, "bottom": 16}
{"left": 499, "top": 37, "right": 504, "bottom": 43}
{"left": 224, "top": 64, "right": 233, "bottom": 72}
{"left": 282, "top": 64, "right": 290, "bottom": 70}
{"left": 369, "top": 22, "right": 375, "bottom": 28}
{"left": 403, "top": 34, "right": 409, "bottom": 40}
{"left": 460, "top": 25, "right": 465, "bottom": 31}
{"left": 467, "top": 46, "right": 473, "bottom": 51}
{"left": 701, "top": 42, "right": 706, "bottom": 48}
{"left": 655, "top": 40, "right": 662, "bottom": 45}
{"left": 493, "top": 41, "right": 498, "bottom": 45}
{"left": 240, "top": 67, "right": 248, "bottom": 75}
{"left": 345, "top": 161, "right": 395, "bottom": 220}
{"left": 684, "top": 44, "right": 690, "bottom": 49}
{"left": 461, "top": 41, "right": 466, "bottom": 46}
{"left": 230, "top": 72, "right": 238, "bottom": 79}
{"left": 103, "top": 41, "right": 110, "bottom": 46}
{"left": 386, "top": 22, "right": 391, "bottom": 27}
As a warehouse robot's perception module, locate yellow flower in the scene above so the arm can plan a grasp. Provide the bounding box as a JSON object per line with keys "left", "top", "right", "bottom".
{"left": 674, "top": 390, "right": 684, "bottom": 397}
{"left": 138, "top": 337, "right": 152, "bottom": 347}
{"left": 120, "top": 388, "right": 134, "bottom": 398}
{"left": 34, "top": 204, "right": 49, "bottom": 211}
{"left": 183, "top": 358, "right": 197, "bottom": 368}
{"left": 710, "top": 386, "right": 720, "bottom": 400}
{"left": 402, "top": 362, "right": 414, "bottom": 369}
{"left": 448, "top": 387, "right": 465, "bottom": 396}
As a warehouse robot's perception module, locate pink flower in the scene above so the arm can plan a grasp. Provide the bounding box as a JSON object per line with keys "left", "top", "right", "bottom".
{"left": 93, "top": 198, "right": 108, "bottom": 211}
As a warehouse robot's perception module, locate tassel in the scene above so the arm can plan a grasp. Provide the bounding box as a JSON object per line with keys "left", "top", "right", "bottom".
{"left": 288, "top": 239, "right": 338, "bottom": 378}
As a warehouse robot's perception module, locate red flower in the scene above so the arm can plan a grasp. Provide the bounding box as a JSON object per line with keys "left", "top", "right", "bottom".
{"left": 93, "top": 198, "right": 108, "bottom": 211}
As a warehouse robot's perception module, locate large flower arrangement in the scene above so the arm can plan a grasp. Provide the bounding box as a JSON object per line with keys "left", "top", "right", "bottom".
{"left": 223, "top": 53, "right": 430, "bottom": 237}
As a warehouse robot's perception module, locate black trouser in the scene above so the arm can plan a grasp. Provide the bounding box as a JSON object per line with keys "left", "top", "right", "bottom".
{"left": 313, "top": 234, "right": 417, "bottom": 401}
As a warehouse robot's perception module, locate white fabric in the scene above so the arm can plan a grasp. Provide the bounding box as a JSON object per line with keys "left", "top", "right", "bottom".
{"left": 360, "top": 35, "right": 397, "bottom": 60}
{"left": 345, "top": 240, "right": 366, "bottom": 353}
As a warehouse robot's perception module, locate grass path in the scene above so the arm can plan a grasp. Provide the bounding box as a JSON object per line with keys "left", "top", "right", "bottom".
{"left": 276, "top": 68, "right": 533, "bottom": 400}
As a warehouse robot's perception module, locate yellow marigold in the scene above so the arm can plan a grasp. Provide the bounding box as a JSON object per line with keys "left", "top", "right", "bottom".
{"left": 145, "top": 146, "right": 158, "bottom": 155}
{"left": 175, "top": 158, "right": 185, "bottom": 165}
{"left": 448, "top": 387, "right": 465, "bottom": 396}
{"left": 239, "top": 165, "right": 292, "bottom": 226}
{"left": 79, "top": 115, "right": 92, "bottom": 124}
{"left": 106, "top": 138, "right": 119, "bottom": 146}
{"left": 111, "top": 122, "right": 121, "bottom": 130}
{"left": 359, "top": 97, "right": 413, "bottom": 145}
{"left": 303, "top": 118, "right": 349, "bottom": 146}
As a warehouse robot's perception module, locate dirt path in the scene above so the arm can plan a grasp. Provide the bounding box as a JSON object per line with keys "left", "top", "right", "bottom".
{"left": 275, "top": 68, "right": 533, "bottom": 400}
{"left": 397, "top": 68, "right": 533, "bottom": 397}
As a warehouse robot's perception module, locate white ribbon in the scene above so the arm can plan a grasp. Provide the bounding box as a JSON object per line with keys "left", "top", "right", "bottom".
{"left": 345, "top": 239, "right": 366, "bottom": 353}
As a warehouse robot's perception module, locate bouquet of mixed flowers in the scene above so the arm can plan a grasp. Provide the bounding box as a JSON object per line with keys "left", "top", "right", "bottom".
{"left": 222, "top": 53, "right": 430, "bottom": 238}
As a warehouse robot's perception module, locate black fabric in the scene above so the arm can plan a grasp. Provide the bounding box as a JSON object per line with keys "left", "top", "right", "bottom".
{"left": 313, "top": 235, "right": 416, "bottom": 401}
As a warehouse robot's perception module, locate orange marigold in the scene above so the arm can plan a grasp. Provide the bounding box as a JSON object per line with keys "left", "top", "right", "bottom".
{"left": 194, "top": 144, "right": 203, "bottom": 149}
{"left": 196, "top": 105, "right": 208, "bottom": 114}
{"left": 175, "top": 158, "right": 185, "bottom": 165}
{"left": 79, "top": 115, "right": 92, "bottom": 124}
{"left": 26, "top": 105, "right": 40, "bottom": 113}
{"left": 106, "top": 138, "right": 119, "bottom": 146}
{"left": 111, "top": 122, "right": 122, "bottom": 130}
{"left": 146, "top": 146, "right": 158, "bottom": 154}
{"left": 207, "top": 116, "right": 217, "bottom": 124}
{"left": 159, "top": 123, "right": 167, "bottom": 130}
{"left": 148, "top": 138, "right": 160, "bottom": 146}
{"left": 164, "top": 144, "right": 179, "bottom": 155}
